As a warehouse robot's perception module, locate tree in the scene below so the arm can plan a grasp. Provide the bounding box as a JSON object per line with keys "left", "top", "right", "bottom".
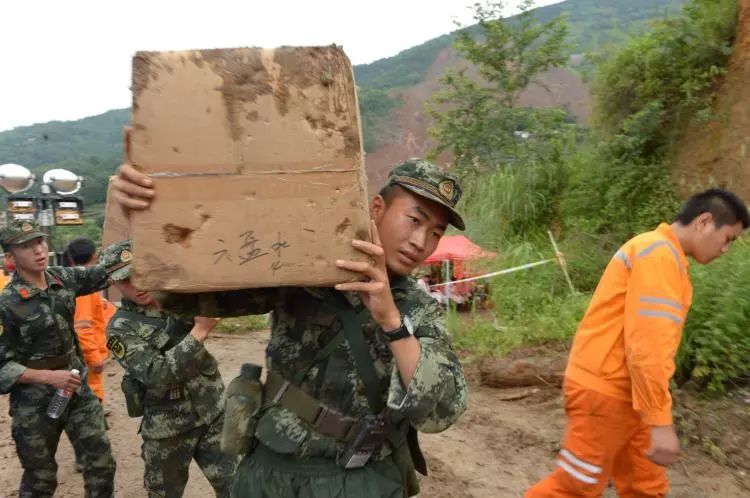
{"left": 427, "top": 0, "right": 570, "bottom": 175}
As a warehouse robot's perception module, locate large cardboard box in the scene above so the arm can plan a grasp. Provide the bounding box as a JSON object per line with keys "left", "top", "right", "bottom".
{"left": 129, "top": 46, "right": 370, "bottom": 292}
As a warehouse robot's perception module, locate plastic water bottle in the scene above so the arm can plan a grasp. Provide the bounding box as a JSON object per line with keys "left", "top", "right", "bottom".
{"left": 47, "top": 369, "right": 80, "bottom": 419}
{"left": 221, "top": 363, "right": 263, "bottom": 455}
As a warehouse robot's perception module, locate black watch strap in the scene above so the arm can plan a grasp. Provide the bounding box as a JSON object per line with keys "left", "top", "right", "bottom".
{"left": 380, "top": 316, "right": 414, "bottom": 343}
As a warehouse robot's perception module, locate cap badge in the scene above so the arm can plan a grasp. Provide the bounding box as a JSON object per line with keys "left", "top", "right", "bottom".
{"left": 438, "top": 180, "right": 455, "bottom": 202}
{"left": 120, "top": 250, "right": 133, "bottom": 263}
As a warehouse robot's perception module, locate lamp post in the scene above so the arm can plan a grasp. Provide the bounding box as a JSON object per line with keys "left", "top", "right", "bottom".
{"left": 0, "top": 163, "right": 84, "bottom": 264}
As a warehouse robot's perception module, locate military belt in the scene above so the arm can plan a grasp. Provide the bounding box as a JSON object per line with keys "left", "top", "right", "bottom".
{"left": 24, "top": 350, "right": 75, "bottom": 370}
{"left": 264, "top": 371, "right": 357, "bottom": 442}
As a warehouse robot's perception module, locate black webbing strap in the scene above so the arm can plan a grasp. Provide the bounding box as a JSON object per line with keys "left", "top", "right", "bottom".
{"left": 330, "top": 294, "right": 384, "bottom": 414}
{"left": 291, "top": 329, "right": 347, "bottom": 386}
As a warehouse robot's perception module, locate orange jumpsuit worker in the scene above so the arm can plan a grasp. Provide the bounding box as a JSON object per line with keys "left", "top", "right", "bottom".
{"left": 526, "top": 189, "right": 748, "bottom": 498}
{"left": 64, "top": 238, "right": 110, "bottom": 401}
{"left": 74, "top": 291, "right": 108, "bottom": 399}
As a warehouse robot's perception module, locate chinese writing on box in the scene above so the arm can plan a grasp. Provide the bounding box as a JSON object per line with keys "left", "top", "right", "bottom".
{"left": 213, "top": 230, "right": 290, "bottom": 273}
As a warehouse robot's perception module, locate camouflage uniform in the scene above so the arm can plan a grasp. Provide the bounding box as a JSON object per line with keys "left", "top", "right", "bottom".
{"left": 159, "top": 160, "right": 469, "bottom": 498}
{"left": 0, "top": 221, "right": 116, "bottom": 498}
{"left": 101, "top": 241, "right": 236, "bottom": 497}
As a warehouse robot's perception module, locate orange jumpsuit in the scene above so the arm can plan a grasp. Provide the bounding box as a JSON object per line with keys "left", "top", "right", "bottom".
{"left": 101, "top": 297, "right": 117, "bottom": 328}
{"left": 527, "top": 223, "right": 692, "bottom": 497}
{"left": 74, "top": 292, "right": 109, "bottom": 401}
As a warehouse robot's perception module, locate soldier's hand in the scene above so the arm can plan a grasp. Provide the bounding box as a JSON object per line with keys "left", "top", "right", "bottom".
{"left": 334, "top": 220, "right": 401, "bottom": 331}
{"left": 647, "top": 425, "right": 680, "bottom": 466}
{"left": 191, "top": 317, "right": 221, "bottom": 342}
{"left": 112, "top": 128, "right": 155, "bottom": 212}
{"left": 47, "top": 370, "right": 81, "bottom": 391}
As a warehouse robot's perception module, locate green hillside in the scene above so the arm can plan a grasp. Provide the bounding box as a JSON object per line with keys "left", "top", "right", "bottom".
{"left": 0, "top": 0, "right": 684, "bottom": 208}
{"left": 353, "top": 0, "right": 683, "bottom": 90}
{"left": 0, "top": 109, "right": 128, "bottom": 205}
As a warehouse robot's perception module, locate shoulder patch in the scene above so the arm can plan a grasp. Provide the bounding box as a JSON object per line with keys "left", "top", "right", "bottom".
{"left": 107, "top": 336, "right": 126, "bottom": 359}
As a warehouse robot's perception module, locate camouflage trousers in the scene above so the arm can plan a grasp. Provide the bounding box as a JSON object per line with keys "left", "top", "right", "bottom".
{"left": 231, "top": 444, "right": 406, "bottom": 498}
{"left": 141, "top": 414, "right": 237, "bottom": 497}
{"left": 10, "top": 382, "right": 116, "bottom": 498}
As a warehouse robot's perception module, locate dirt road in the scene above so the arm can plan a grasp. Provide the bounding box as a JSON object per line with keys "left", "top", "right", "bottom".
{"left": 0, "top": 330, "right": 745, "bottom": 497}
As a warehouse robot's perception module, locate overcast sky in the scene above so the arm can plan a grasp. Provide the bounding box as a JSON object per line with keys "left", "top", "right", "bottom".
{"left": 0, "top": 0, "right": 561, "bottom": 132}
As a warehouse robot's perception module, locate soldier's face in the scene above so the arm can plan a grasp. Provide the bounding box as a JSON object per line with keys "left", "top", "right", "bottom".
{"left": 8, "top": 237, "right": 48, "bottom": 273}
{"left": 114, "top": 278, "right": 157, "bottom": 307}
{"left": 371, "top": 190, "right": 449, "bottom": 276}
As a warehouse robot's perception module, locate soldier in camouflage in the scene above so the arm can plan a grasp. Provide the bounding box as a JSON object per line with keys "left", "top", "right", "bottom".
{"left": 0, "top": 220, "right": 116, "bottom": 498}
{"left": 113, "top": 158, "right": 469, "bottom": 498}
{"left": 100, "top": 240, "right": 237, "bottom": 497}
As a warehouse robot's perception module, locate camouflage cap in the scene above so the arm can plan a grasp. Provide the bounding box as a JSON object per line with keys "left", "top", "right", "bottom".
{"left": 99, "top": 240, "right": 133, "bottom": 281}
{"left": 0, "top": 220, "right": 47, "bottom": 251}
{"left": 386, "top": 158, "right": 465, "bottom": 230}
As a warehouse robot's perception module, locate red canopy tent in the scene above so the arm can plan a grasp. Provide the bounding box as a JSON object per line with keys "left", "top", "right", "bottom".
{"left": 424, "top": 235, "right": 496, "bottom": 264}
{"left": 421, "top": 236, "right": 496, "bottom": 305}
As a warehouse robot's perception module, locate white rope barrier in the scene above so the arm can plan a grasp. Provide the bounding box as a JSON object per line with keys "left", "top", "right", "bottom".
{"left": 429, "top": 258, "right": 556, "bottom": 288}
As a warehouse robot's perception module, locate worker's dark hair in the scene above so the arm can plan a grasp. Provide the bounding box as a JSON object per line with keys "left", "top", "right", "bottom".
{"left": 63, "top": 238, "right": 97, "bottom": 266}
{"left": 378, "top": 183, "right": 409, "bottom": 206}
{"left": 675, "top": 188, "right": 750, "bottom": 229}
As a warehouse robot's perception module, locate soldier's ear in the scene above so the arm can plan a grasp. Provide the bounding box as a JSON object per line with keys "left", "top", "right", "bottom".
{"left": 370, "top": 195, "right": 386, "bottom": 222}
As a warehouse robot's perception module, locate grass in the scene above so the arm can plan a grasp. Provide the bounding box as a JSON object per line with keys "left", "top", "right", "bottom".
{"left": 215, "top": 314, "right": 270, "bottom": 333}
{"left": 448, "top": 293, "right": 589, "bottom": 356}
{"left": 445, "top": 239, "right": 591, "bottom": 356}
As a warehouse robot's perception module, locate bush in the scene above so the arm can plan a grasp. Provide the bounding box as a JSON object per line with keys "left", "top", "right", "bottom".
{"left": 557, "top": 231, "right": 619, "bottom": 292}
{"left": 562, "top": 0, "right": 736, "bottom": 241}
{"left": 460, "top": 127, "right": 574, "bottom": 247}
{"left": 594, "top": 0, "right": 737, "bottom": 138}
{"left": 677, "top": 239, "right": 750, "bottom": 392}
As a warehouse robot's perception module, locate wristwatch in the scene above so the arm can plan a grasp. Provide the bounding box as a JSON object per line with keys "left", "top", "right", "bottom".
{"left": 381, "top": 315, "right": 414, "bottom": 343}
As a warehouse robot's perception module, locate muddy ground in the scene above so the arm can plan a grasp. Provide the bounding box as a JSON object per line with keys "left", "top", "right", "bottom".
{"left": 1, "top": 329, "right": 747, "bottom": 497}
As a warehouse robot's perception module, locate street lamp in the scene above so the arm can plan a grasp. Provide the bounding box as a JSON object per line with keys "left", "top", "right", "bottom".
{"left": 41, "top": 168, "right": 83, "bottom": 227}
{"left": 43, "top": 168, "right": 82, "bottom": 196}
{"left": 0, "top": 163, "right": 84, "bottom": 263}
{"left": 0, "top": 163, "right": 35, "bottom": 194}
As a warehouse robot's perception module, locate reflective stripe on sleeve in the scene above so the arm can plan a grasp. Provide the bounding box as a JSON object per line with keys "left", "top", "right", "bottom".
{"left": 614, "top": 250, "right": 632, "bottom": 270}
{"left": 639, "top": 296, "right": 682, "bottom": 311}
{"left": 636, "top": 240, "right": 684, "bottom": 272}
{"left": 637, "top": 309, "right": 682, "bottom": 325}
